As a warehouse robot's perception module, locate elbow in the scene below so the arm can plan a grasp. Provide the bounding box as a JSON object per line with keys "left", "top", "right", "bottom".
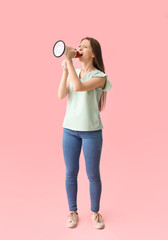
{"left": 58, "top": 95, "right": 62, "bottom": 99}
{"left": 58, "top": 95, "right": 66, "bottom": 99}
{"left": 73, "top": 82, "right": 82, "bottom": 92}
{"left": 58, "top": 92, "right": 67, "bottom": 99}
{"left": 73, "top": 85, "right": 81, "bottom": 92}
{"left": 57, "top": 93, "right": 64, "bottom": 99}
{"left": 57, "top": 90, "right": 64, "bottom": 99}
{"left": 58, "top": 88, "right": 68, "bottom": 99}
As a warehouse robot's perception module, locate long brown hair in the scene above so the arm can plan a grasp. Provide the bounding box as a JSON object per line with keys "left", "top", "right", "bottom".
{"left": 80, "top": 37, "right": 107, "bottom": 112}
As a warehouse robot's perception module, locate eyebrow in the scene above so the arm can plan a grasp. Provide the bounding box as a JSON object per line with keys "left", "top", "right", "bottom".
{"left": 79, "top": 44, "right": 88, "bottom": 47}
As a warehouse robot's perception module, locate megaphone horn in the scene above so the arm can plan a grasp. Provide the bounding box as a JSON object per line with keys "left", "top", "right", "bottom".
{"left": 53, "top": 40, "right": 83, "bottom": 58}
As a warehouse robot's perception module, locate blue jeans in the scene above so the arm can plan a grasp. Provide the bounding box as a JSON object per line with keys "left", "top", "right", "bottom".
{"left": 62, "top": 127, "right": 103, "bottom": 212}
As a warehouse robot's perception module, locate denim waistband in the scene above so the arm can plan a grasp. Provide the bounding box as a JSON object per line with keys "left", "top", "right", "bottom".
{"left": 63, "top": 127, "right": 102, "bottom": 138}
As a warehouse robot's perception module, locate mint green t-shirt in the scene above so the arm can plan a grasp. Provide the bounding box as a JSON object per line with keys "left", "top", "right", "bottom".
{"left": 62, "top": 68, "right": 112, "bottom": 131}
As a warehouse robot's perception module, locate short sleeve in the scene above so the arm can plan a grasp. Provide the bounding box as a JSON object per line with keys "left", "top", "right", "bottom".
{"left": 92, "top": 71, "right": 112, "bottom": 92}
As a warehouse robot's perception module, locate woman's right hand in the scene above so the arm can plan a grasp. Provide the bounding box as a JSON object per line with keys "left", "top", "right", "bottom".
{"left": 62, "top": 60, "right": 68, "bottom": 71}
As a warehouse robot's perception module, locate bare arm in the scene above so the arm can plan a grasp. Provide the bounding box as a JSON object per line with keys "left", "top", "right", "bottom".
{"left": 75, "top": 76, "right": 106, "bottom": 91}
{"left": 66, "top": 59, "right": 82, "bottom": 91}
{"left": 57, "top": 70, "right": 68, "bottom": 99}
{"left": 66, "top": 59, "right": 105, "bottom": 92}
{"left": 58, "top": 62, "right": 70, "bottom": 99}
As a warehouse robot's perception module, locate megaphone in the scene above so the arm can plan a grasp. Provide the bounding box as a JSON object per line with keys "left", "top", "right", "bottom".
{"left": 53, "top": 40, "right": 83, "bottom": 58}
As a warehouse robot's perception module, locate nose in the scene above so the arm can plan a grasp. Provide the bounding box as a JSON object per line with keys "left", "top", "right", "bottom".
{"left": 78, "top": 47, "right": 83, "bottom": 55}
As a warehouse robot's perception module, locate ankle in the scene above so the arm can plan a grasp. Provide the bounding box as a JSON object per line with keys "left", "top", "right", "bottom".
{"left": 91, "top": 211, "right": 98, "bottom": 215}
{"left": 70, "top": 210, "right": 78, "bottom": 213}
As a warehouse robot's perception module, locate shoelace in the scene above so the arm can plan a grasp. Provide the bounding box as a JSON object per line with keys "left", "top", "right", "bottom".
{"left": 68, "top": 212, "right": 78, "bottom": 222}
{"left": 94, "top": 213, "right": 103, "bottom": 223}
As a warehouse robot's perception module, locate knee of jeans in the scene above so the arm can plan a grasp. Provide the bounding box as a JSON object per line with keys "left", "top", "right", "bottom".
{"left": 66, "top": 169, "right": 79, "bottom": 180}
{"left": 87, "top": 174, "right": 101, "bottom": 182}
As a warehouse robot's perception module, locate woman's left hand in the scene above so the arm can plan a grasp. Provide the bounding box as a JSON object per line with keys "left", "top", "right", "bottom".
{"left": 64, "top": 46, "right": 77, "bottom": 60}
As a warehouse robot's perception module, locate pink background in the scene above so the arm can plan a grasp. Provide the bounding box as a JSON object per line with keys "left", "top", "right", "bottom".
{"left": 0, "top": 0, "right": 168, "bottom": 239}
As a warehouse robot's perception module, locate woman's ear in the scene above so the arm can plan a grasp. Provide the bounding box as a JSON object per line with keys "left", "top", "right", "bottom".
{"left": 91, "top": 49, "right": 95, "bottom": 58}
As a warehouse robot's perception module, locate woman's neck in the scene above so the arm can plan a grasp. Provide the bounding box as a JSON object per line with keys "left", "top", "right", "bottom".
{"left": 81, "top": 62, "right": 96, "bottom": 73}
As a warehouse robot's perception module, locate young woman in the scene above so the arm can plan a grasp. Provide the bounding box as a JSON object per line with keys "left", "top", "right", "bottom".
{"left": 58, "top": 37, "right": 112, "bottom": 229}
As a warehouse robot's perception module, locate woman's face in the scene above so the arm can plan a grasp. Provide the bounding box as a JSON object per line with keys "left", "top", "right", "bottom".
{"left": 77, "top": 39, "right": 95, "bottom": 61}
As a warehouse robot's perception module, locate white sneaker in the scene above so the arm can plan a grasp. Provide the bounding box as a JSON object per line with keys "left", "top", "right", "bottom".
{"left": 91, "top": 212, "right": 105, "bottom": 229}
{"left": 66, "top": 211, "right": 79, "bottom": 228}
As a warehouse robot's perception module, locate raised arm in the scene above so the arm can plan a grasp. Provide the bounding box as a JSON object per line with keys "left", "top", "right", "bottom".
{"left": 58, "top": 61, "right": 70, "bottom": 99}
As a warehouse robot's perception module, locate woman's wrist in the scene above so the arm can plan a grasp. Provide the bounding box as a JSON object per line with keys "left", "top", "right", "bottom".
{"left": 63, "top": 68, "right": 68, "bottom": 73}
{"left": 66, "top": 59, "right": 73, "bottom": 64}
